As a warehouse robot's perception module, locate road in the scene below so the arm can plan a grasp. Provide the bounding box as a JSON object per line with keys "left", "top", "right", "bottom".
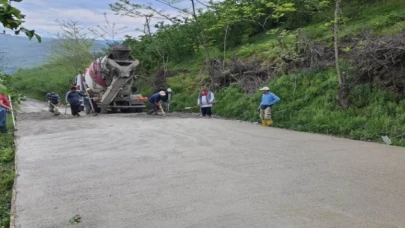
{"left": 12, "top": 100, "right": 405, "bottom": 228}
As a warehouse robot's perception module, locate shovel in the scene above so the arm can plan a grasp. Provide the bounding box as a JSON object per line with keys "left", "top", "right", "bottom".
{"left": 160, "top": 105, "right": 166, "bottom": 116}
{"left": 88, "top": 97, "right": 98, "bottom": 116}
{"left": 50, "top": 102, "right": 68, "bottom": 118}
{"left": 185, "top": 101, "right": 217, "bottom": 110}
{"left": 184, "top": 106, "right": 198, "bottom": 110}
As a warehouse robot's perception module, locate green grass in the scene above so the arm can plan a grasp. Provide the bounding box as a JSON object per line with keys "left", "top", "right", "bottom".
{"left": 164, "top": 0, "right": 405, "bottom": 147}
{"left": 305, "top": 0, "right": 405, "bottom": 41}
{"left": 10, "top": 0, "right": 405, "bottom": 149}
{"left": 190, "top": 69, "right": 405, "bottom": 146}
{"left": 0, "top": 116, "right": 15, "bottom": 228}
{"left": 11, "top": 62, "right": 76, "bottom": 102}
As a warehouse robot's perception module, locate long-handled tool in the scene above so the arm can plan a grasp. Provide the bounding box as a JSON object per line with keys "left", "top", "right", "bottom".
{"left": 185, "top": 101, "right": 217, "bottom": 110}
{"left": 184, "top": 105, "right": 198, "bottom": 110}
{"left": 8, "top": 95, "right": 16, "bottom": 129}
{"left": 160, "top": 104, "right": 166, "bottom": 116}
{"left": 50, "top": 102, "right": 68, "bottom": 118}
{"left": 88, "top": 97, "right": 98, "bottom": 116}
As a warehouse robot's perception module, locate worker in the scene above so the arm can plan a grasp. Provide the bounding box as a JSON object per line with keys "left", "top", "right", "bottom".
{"left": 45, "top": 92, "right": 61, "bottom": 116}
{"left": 66, "top": 86, "right": 85, "bottom": 117}
{"left": 0, "top": 92, "right": 12, "bottom": 133}
{"left": 161, "top": 88, "right": 172, "bottom": 112}
{"left": 84, "top": 88, "right": 99, "bottom": 115}
{"left": 258, "top": 86, "right": 280, "bottom": 126}
{"left": 197, "top": 87, "right": 215, "bottom": 117}
{"left": 147, "top": 91, "right": 166, "bottom": 115}
{"left": 86, "top": 88, "right": 100, "bottom": 114}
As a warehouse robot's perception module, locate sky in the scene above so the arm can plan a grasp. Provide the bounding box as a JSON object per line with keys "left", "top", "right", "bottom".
{"left": 2, "top": 0, "right": 209, "bottom": 40}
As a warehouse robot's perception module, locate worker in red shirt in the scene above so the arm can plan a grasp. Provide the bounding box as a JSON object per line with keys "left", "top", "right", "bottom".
{"left": 0, "top": 93, "right": 12, "bottom": 133}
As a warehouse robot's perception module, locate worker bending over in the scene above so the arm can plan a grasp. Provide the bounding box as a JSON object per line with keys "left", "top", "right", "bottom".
{"left": 161, "top": 88, "right": 172, "bottom": 112}
{"left": 84, "top": 88, "right": 99, "bottom": 115}
{"left": 258, "top": 86, "right": 280, "bottom": 126}
{"left": 0, "top": 92, "right": 12, "bottom": 133}
{"left": 147, "top": 91, "right": 166, "bottom": 115}
{"left": 197, "top": 87, "right": 215, "bottom": 117}
{"left": 66, "top": 86, "right": 85, "bottom": 117}
{"left": 46, "top": 92, "right": 61, "bottom": 116}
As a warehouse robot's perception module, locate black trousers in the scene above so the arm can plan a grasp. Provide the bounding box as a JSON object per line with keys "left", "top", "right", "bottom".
{"left": 201, "top": 107, "right": 212, "bottom": 116}
{"left": 70, "top": 103, "right": 81, "bottom": 115}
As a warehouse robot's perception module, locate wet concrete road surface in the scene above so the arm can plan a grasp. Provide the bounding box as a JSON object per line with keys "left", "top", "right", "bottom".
{"left": 12, "top": 102, "right": 405, "bottom": 228}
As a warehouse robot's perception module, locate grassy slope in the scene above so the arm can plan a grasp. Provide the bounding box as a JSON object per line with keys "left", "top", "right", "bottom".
{"left": 168, "top": 0, "right": 405, "bottom": 146}
{"left": 11, "top": 63, "right": 75, "bottom": 102}
{"left": 0, "top": 116, "right": 15, "bottom": 228}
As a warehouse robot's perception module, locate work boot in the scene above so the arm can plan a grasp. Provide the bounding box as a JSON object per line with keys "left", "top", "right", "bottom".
{"left": 261, "top": 120, "right": 266, "bottom": 126}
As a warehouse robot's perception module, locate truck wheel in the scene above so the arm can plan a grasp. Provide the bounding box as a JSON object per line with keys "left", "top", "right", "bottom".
{"left": 120, "top": 108, "right": 129, "bottom": 113}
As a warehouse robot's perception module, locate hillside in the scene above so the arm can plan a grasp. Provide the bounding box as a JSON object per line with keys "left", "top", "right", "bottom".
{"left": 9, "top": 0, "right": 405, "bottom": 146}
{"left": 0, "top": 34, "right": 108, "bottom": 74}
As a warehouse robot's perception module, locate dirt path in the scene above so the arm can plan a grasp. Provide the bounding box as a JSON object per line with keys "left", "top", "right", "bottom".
{"left": 12, "top": 100, "right": 405, "bottom": 228}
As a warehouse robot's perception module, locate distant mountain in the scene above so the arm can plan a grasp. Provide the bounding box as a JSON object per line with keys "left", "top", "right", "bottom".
{"left": 0, "top": 34, "right": 109, "bottom": 74}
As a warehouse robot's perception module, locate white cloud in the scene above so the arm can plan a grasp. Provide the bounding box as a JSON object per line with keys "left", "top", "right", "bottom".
{"left": 2, "top": 0, "right": 209, "bottom": 40}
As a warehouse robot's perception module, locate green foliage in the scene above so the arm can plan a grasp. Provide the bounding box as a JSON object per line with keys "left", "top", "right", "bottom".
{"left": 303, "top": 0, "right": 405, "bottom": 41}
{"left": 11, "top": 0, "right": 405, "bottom": 149}
{"left": 158, "top": 0, "right": 405, "bottom": 147}
{"left": 0, "top": 72, "right": 24, "bottom": 105}
{"left": 50, "top": 20, "right": 94, "bottom": 73}
{"left": 10, "top": 20, "right": 98, "bottom": 101}
{"left": 0, "top": 117, "right": 15, "bottom": 228}
{"left": 11, "top": 61, "right": 75, "bottom": 102}
{"left": 117, "top": 0, "right": 322, "bottom": 73}
{"left": 195, "top": 70, "right": 405, "bottom": 146}
{"left": 0, "top": 0, "right": 41, "bottom": 42}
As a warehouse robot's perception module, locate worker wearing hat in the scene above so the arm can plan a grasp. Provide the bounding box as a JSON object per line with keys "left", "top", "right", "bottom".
{"left": 45, "top": 92, "right": 61, "bottom": 116}
{"left": 258, "top": 86, "right": 280, "bottom": 126}
{"left": 147, "top": 91, "right": 166, "bottom": 115}
{"left": 161, "top": 88, "right": 172, "bottom": 112}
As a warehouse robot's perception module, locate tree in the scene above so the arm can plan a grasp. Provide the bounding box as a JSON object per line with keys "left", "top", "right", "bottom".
{"left": 50, "top": 20, "right": 94, "bottom": 73}
{"left": 334, "top": 0, "right": 349, "bottom": 108}
{"left": 154, "top": 0, "right": 216, "bottom": 87}
{"left": 0, "top": 0, "right": 41, "bottom": 42}
{"left": 110, "top": 0, "right": 190, "bottom": 78}
{"left": 88, "top": 13, "right": 128, "bottom": 44}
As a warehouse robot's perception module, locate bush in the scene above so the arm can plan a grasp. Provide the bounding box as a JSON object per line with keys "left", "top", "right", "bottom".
{"left": 173, "top": 69, "right": 405, "bottom": 146}
{"left": 0, "top": 116, "right": 15, "bottom": 228}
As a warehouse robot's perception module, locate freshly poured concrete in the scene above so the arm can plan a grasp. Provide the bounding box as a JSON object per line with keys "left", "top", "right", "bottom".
{"left": 13, "top": 101, "right": 405, "bottom": 228}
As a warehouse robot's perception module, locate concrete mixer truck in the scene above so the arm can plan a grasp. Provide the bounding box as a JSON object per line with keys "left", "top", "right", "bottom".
{"left": 74, "top": 45, "right": 146, "bottom": 113}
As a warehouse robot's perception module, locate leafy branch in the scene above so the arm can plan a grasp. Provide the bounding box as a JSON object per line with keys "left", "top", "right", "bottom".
{"left": 0, "top": 0, "right": 41, "bottom": 42}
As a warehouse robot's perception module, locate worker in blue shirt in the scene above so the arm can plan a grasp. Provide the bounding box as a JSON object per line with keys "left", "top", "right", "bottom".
{"left": 66, "top": 87, "right": 85, "bottom": 117}
{"left": 46, "top": 92, "right": 61, "bottom": 116}
{"left": 147, "top": 91, "right": 166, "bottom": 115}
{"left": 258, "top": 86, "right": 280, "bottom": 126}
